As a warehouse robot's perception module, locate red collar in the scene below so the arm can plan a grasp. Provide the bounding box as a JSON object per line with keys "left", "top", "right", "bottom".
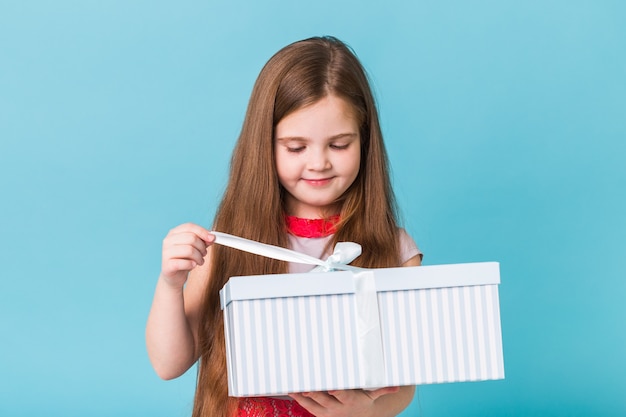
{"left": 285, "top": 215, "right": 340, "bottom": 238}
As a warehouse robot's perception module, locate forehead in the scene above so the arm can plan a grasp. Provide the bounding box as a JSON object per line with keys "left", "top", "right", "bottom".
{"left": 275, "top": 95, "right": 359, "bottom": 139}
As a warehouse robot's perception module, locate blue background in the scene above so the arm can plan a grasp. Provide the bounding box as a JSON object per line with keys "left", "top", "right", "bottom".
{"left": 1, "top": 1, "right": 624, "bottom": 416}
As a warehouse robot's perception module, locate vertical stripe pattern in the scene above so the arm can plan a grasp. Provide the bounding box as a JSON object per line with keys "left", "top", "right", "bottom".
{"left": 225, "top": 294, "right": 362, "bottom": 396}
{"left": 378, "top": 284, "right": 504, "bottom": 385}
{"left": 224, "top": 284, "right": 504, "bottom": 396}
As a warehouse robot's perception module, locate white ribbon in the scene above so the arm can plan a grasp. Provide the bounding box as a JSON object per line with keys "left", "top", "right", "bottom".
{"left": 211, "top": 231, "right": 364, "bottom": 272}
{"left": 353, "top": 271, "right": 386, "bottom": 387}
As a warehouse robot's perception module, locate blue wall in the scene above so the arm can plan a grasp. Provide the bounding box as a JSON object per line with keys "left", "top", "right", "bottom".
{"left": 1, "top": 1, "right": 624, "bottom": 416}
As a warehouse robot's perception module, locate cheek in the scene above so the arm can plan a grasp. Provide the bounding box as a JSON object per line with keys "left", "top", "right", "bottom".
{"left": 346, "top": 148, "right": 361, "bottom": 178}
{"left": 275, "top": 151, "right": 297, "bottom": 180}
{"left": 274, "top": 152, "right": 286, "bottom": 182}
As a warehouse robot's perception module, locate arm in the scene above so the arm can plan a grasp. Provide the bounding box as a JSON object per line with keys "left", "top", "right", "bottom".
{"left": 145, "top": 223, "right": 214, "bottom": 380}
{"left": 289, "top": 254, "right": 422, "bottom": 416}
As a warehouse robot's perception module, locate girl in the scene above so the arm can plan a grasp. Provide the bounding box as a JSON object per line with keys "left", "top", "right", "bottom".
{"left": 146, "top": 36, "right": 422, "bottom": 417}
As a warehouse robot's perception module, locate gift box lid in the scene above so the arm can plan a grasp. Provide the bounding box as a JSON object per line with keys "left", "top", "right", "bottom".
{"left": 220, "top": 262, "right": 499, "bottom": 309}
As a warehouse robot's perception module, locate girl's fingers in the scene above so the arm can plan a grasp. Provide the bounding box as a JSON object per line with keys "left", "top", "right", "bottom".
{"left": 164, "top": 231, "right": 213, "bottom": 256}
{"left": 357, "top": 386, "right": 399, "bottom": 401}
{"left": 165, "top": 234, "right": 208, "bottom": 255}
{"left": 167, "top": 223, "right": 214, "bottom": 244}
{"left": 290, "top": 388, "right": 401, "bottom": 417}
{"left": 325, "top": 389, "right": 356, "bottom": 404}
{"left": 159, "top": 223, "right": 214, "bottom": 285}
{"left": 328, "top": 387, "right": 400, "bottom": 404}
{"left": 299, "top": 392, "right": 340, "bottom": 408}
{"left": 288, "top": 393, "right": 325, "bottom": 416}
{"left": 163, "top": 259, "right": 198, "bottom": 275}
{"left": 163, "top": 245, "right": 207, "bottom": 266}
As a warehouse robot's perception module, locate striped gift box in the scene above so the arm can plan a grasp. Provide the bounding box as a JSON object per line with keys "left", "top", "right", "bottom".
{"left": 220, "top": 262, "right": 504, "bottom": 397}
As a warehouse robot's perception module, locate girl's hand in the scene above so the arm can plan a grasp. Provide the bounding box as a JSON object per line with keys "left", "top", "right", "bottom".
{"left": 289, "top": 387, "right": 400, "bottom": 417}
{"left": 160, "top": 223, "right": 214, "bottom": 289}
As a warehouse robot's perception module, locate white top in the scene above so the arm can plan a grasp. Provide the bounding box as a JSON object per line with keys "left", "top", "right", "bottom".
{"left": 287, "top": 229, "right": 422, "bottom": 274}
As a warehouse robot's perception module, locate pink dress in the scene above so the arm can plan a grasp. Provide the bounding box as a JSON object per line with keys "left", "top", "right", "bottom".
{"left": 237, "top": 227, "right": 422, "bottom": 417}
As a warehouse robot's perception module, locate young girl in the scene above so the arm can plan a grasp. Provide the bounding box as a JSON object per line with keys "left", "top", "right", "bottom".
{"left": 146, "top": 36, "right": 422, "bottom": 417}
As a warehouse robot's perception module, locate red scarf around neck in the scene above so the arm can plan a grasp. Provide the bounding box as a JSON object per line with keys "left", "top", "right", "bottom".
{"left": 285, "top": 214, "right": 340, "bottom": 238}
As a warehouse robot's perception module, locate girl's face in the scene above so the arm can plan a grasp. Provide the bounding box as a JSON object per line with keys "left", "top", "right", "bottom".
{"left": 274, "top": 94, "right": 361, "bottom": 218}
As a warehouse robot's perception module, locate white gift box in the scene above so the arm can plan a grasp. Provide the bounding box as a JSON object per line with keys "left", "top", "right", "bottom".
{"left": 219, "top": 262, "right": 504, "bottom": 397}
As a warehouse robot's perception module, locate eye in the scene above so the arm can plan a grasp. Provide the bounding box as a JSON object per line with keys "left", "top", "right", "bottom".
{"left": 286, "top": 145, "right": 305, "bottom": 153}
{"left": 330, "top": 143, "right": 350, "bottom": 150}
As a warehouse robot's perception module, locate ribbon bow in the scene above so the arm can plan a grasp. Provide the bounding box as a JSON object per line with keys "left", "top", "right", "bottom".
{"left": 211, "top": 231, "right": 363, "bottom": 272}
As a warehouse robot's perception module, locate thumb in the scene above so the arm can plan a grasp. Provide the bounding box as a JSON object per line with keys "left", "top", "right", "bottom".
{"left": 365, "top": 386, "right": 400, "bottom": 401}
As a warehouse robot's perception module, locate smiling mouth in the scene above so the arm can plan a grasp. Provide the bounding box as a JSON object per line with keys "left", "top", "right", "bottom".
{"left": 303, "top": 177, "right": 334, "bottom": 186}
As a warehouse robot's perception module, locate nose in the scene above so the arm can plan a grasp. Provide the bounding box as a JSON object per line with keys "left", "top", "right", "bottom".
{"left": 307, "top": 147, "right": 331, "bottom": 171}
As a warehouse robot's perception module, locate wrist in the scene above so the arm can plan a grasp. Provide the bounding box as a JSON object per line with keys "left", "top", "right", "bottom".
{"left": 157, "top": 273, "right": 186, "bottom": 292}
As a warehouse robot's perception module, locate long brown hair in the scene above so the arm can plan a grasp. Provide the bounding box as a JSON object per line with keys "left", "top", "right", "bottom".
{"left": 192, "top": 36, "right": 402, "bottom": 417}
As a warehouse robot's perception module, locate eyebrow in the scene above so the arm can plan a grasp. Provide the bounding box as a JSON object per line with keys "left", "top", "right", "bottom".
{"left": 275, "top": 132, "right": 358, "bottom": 143}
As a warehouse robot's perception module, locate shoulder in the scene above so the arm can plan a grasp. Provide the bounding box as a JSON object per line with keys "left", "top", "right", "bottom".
{"left": 397, "top": 228, "right": 423, "bottom": 265}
